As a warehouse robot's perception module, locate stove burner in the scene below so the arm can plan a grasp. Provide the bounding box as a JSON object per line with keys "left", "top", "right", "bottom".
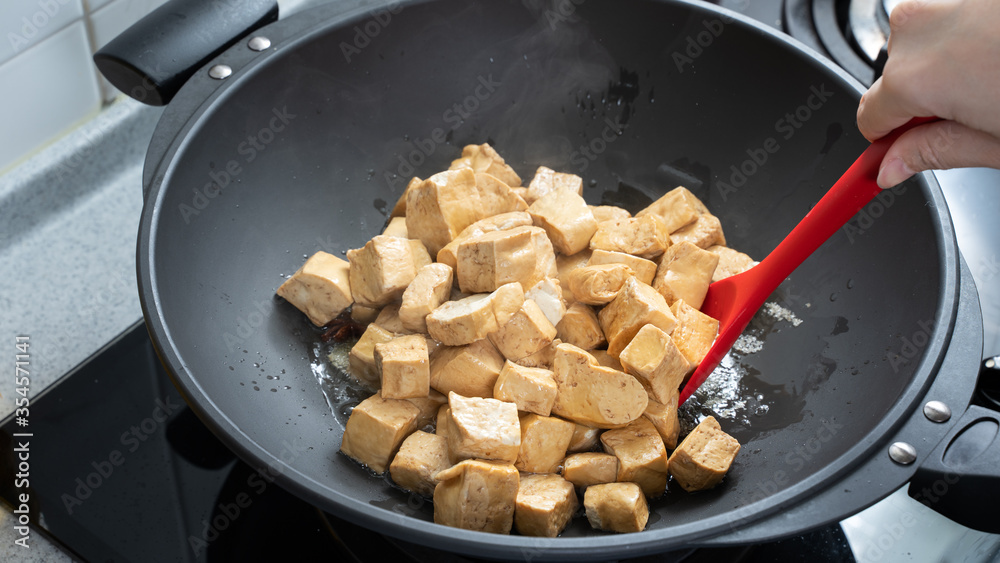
{"left": 849, "top": 0, "right": 889, "bottom": 63}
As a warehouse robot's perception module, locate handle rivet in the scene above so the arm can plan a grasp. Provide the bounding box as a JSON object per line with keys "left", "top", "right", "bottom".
{"left": 209, "top": 64, "right": 233, "bottom": 80}
{"left": 923, "top": 400, "right": 952, "bottom": 423}
{"left": 889, "top": 442, "right": 917, "bottom": 465}
{"left": 248, "top": 36, "right": 271, "bottom": 51}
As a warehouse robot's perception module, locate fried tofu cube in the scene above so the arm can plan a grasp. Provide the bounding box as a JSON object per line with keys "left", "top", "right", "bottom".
{"left": 550, "top": 343, "right": 648, "bottom": 429}
{"left": 562, "top": 452, "right": 619, "bottom": 488}
{"left": 399, "top": 263, "right": 454, "bottom": 333}
{"left": 589, "top": 205, "right": 631, "bottom": 223}
{"left": 516, "top": 413, "right": 576, "bottom": 473}
{"left": 455, "top": 226, "right": 544, "bottom": 293}
{"left": 490, "top": 299, "right": 558, "bottom": 361}
{"left": 426, "top": 283, "right": 525, "bottom": 347}
{"left": 389, "top": 430, "right": 451, "bottom": 497}
{"left": 390, "top": 176, "right": 421, "bottom": 218}
{"left": 588, "top": 249, "right": 657, "bottom": 286}
{"left": 567, "top": 264, "right": 635, "bottom": 305}
{"left": 348, "top": 323, "right": 396, "bottom": 388}
{"left": 567, "top": 423, "right": 602, "bottom": 453}
{"left": 382, "top": 216, "right": 409, "bottom": 238}
{"left": 449, "top": 143, "right": 522, "bottom": 187}
{"left": 601, "top": 417, "right": 668, "bottom": 497}
{"left": 475, "top": 172, "right": 529, "bottom": 216}
{"left": 435, "top": 405, "right": 450, "bottom": 437}
{"left": 555, "top": 302, "right": 606, "bottom": 351}
{"left": 375, "top": 335, "right": 430, "bottom": 399}
{"left": 429, "top": 339, "right": 505, "bottom": 398}
{"left": 514, "top": 473, "right": 579, "bottom": 537}
{"left": 589, "top": 215, "right": 671, "bottom": 260}
{"left": 406, "top": 169, "right": 483, "bottom": 257}
{"left": 347, "top": 235, "right": 432, "bottom": 307}
{"left": 447, "top": 392, "right": 521, "bottom": 463}
{"left": 643, "top": 390, "right": 680, "bottom": 450}
{"left": 340, "top": 394, "right": 420, "bottom": 473}
{"left": 668, "top": 416, "right": 740, "bottom": 491}
{"left": 525, "top": 278, "right": 567, "bottom": 327}
{"left": 555, "top": 249, "right": 593, "bottom": 302}
{"left": 494, "top": 361, "right": 558, "bottom": 416}
{"left": 406, "top": 389, "right": 447, "bottom": 429}
{"left": 276, "top": 251, "right": 353, "bottom": 326}
{"left": 528, "top": 190, "right": 598, "bottom": 255}
{"left": 434, "top": 460, "right": 519, "bottom": 533}
{"left": 653, "top": 241, "right": 719, "bottom": 309}
{"left": 707, "top": 245, "right": 756, "bottom": 282}
{"left": 636, "top": 186, "right": 707, "bottom": 233}
{"left": 437, "top": 211, "right": 534, "bottom": 269}
{"left": 525, "top": 166, "right": 583, "bottom": 204}
{"left": 598, "top": 276, "right": 678, "bottom": 357}
{"left": 618, "top": 324, "right": 692, "bottom": 404}
{"left": 589, "top": 349, "right": 623, "bottom": 372}
{"left": 374, "top": 303, "right": 412, "bottom": 334}
{"left": 584, "top": 483, "right": 649, "bottom": 533}
{"left": 350, "top": 304, "right": 380, "bottom": 324}
{"left": 670, "top": 213, "right": 726, "bottom": 249}
{"left": 670, "top": 299, "right": 720, "bottom": 366}
{"left": 513, "top": 338, "right": 561, "bottom": 369}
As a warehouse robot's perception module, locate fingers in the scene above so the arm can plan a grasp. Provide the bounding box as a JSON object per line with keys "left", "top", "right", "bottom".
{"left": 877, "top": 121, "right": 1000, "bottom": 188}
{"left": 857, "top": 76, "right": 918, "bottom": 142}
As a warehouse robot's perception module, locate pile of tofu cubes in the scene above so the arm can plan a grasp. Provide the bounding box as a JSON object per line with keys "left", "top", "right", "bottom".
{"left": 276, "top": 144, "right": 753, "bottom": 536}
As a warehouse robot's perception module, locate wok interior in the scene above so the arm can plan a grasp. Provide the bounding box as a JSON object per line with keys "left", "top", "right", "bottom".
{"left": 146, "top": 0, "right": 945, "bottom": 549}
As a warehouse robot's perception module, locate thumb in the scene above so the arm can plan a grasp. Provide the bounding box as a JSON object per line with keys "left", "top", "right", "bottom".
{"left": 877, "top": 121, "right": 1000, "bottom": 188}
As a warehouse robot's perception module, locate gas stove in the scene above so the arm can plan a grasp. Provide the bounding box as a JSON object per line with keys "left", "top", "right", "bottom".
{"left": 2, "top": 0, "right": 999, "bottom": 561}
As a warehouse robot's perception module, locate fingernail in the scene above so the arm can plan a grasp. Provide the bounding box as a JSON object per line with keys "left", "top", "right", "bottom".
{"left": 877, "top": 158, "right": 914, "bottom": 189}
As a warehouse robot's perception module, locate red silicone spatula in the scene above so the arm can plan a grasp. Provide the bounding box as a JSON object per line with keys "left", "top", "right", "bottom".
{"left": 678, "top": 117, "right": 936, "bottom": 405}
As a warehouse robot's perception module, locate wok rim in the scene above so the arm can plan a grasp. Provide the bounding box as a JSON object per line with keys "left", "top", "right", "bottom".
{"left": 136, "top": 0, "right": 961, "bottom": 558}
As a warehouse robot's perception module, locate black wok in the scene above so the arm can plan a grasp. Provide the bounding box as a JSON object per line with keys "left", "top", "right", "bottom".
{"left": 98, "top": 0, "right": 1000, "bottom": 559}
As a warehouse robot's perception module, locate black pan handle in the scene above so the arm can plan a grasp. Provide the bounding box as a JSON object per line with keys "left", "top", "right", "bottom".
{"left": 93, "top": 0, "right": 279, "bottom": 106}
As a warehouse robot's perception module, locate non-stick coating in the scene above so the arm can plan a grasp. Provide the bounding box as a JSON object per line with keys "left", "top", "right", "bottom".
{"left": 138, "top": 0, "right": 957, "bottom": 559}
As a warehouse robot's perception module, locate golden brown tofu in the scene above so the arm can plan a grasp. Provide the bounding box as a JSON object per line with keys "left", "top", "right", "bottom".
{"left": 514, "top": 473, "right": 579, "bottom": 537}
{"left": 555, "top": 249, "right": 593, "bottom": 302}
{"left": 382, "top": 216, "right": 409, "bottom": 238}
{"left": 562, "top": 452, "right": 619, "bottom": 488}
{"left": 601, "top": 417, "right": 669, "bottom": 497}
{"left": 550, "top": 343, "right": 648, "bottom": 429}
{"left": 494, "top": 361, "right": 558, "bottom": 416}
{"left": 670, "top": 299, "right": 720, "bottom": 366}
{"left": 555, "top": 302, "right": 606, "bottom": 351}
{"left": 435, "top": 405, "right": 450, "bottom": 437}
{"left": 583, "top": 482, "right": 649, "bottom": 533}
{"left": 598, "top": 276, "right": 678, "bottom": 357}
{"left": 340, "top": 394, "right": 420, "bottom": 473}
{"left": 670, "top": 213, "right": 726, "bottom": 249}
{"left": 588, "top": 249, "right": 657, "bottom": 286}
{"left": 426, "top": 282, "right": 525, "bottom": 346}
{"left": 589, "top": 205, "right": 631, "bottom": 223}
{"left": 525, "top": 278, "right": 567, "bottom": 327}
{"left": 406, "top": 389, "right": 448, "bottom": 429}
{"left": 668, "top": 416, "right": 740, "bottom": 492}
{"left": 390, "top": 176, "right": 421, "bottom": 218}
{"left": 707, "top": 245, "right": 756, "bottom": 282}
{"left": 437, "top": 211, "right": 534, "bottom": 269}
{"left": 348, "top": 323, "right": 397, "bottom": 388}
{"left": 447, "top": 392, "right": 521, "bottom": 463}
{"left": 525, "top": 166, "right": 583, "bottom": 204}
{"left": 474, "top": 172, "right": 529, "bottom": 217}
{"left": 636, "top": 186, "right": 707, "bottom": 233}
{"left": 643, "top": 390, "right": 680, "bottom": 450}
{"left": 618, "top": 324, "right": 692, "bottom": 404}
{"left": 389, "top": 430, "right": 451, "bottom": 497}
{"left": 528, "top": 190, "right": 598, "bottom": 255}
{"left": 567, "top": 263, "right": 635, "bottom": 306}
{"left": 350, "top": 303, "right": 380, "bottom": 324}
{"left": 373, "top": 303, "right": 412, "bottom": 334}
{"left": 567, "top": 423, "right": 602, "bottom": 453}
{"left": 276, "top": 251, "right": 353, "bottom": 326}
{"left": 346, "top": 235, "right": 432, "bottom": 307}
{"left": 375, "top": 334, "right": 430, "bottom": 400}
{"left": 455, "top": 226, "right": 548, "bottom": 293}
{"left": 449, "top": 143, "right": 522, "bottom": 187}
{"left": 589, "top": 349, "right": 624, "bottom": 372}
{"left": 398, "top": 263, "right": 453, "bottom": 334}
{"left": 589, "top": 215, "right": 671, "bottom": 260}
{"left": 490, "top": 299, "right": 558, "bottom": 361}
{"left": 429, "top": 339, "right": 505, "bottom": 398}
{"left": 515, "top": 413, "right": 576, "bottom": 473}
{"left": 405, "top": 169, "right": 483, "bottom": 257}
{"left": 434, "top": 460, "right": 519, "bottom": 534}
{"left": 653, "top": 241, "right": 719, "bottom": 309}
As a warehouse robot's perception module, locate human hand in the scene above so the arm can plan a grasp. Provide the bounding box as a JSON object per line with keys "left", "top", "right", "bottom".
{"left": 857, "top": 0, "right": 1000, "bottom": 188}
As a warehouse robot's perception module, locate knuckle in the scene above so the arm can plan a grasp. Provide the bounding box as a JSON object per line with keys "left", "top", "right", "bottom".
{"left": 889, "top": 0, "right": 927, "bottom": 30}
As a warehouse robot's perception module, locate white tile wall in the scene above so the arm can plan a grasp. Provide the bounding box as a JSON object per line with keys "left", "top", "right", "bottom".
{"left": 0, "top": 0, "right": 168, "bottom": 173}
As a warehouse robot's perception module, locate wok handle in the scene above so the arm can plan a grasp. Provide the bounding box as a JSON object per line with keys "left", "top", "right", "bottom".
{"left": 909, "top": 403, "right": 1000, "bottom": 533}
{"left": 93, "top": 0, "right": 279, "bottom": 106}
